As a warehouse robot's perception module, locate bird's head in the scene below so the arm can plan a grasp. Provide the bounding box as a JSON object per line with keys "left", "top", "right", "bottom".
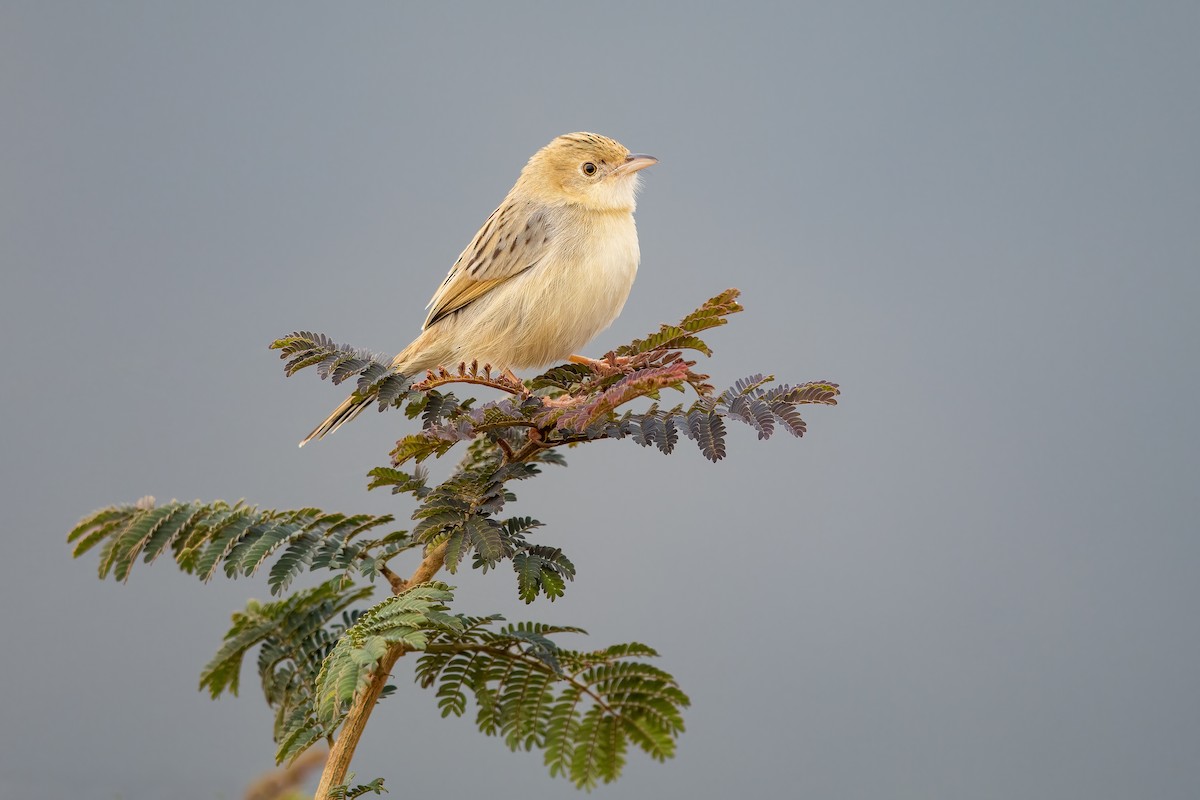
{"left": 518, "top": 132, "right": 657, "bottom": 212}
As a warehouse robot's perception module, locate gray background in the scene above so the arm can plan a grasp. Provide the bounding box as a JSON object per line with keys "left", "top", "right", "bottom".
{"left": 2, "top": 3, "right": 1197, "bottom": 798}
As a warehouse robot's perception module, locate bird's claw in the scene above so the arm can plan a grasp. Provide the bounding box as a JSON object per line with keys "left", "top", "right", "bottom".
{"left": 568, "top": 353, "right": 635, "bottom": 373}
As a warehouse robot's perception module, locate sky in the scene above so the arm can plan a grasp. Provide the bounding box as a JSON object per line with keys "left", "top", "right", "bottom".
{"left": 2, "top": 2, "right": 1198, "bottom": 798}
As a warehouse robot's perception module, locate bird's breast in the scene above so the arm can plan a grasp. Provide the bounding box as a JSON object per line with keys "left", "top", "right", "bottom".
{"left": 546, "top": 211, "right": 639, "bottom": 336}
{"left": 565, "top": 211, "right": 640, "bottom": 308}
{"left": 491, "top": 210, "right": 638, "bottom": 367}
{"left": 434, "top": 208, "right": 641, "bottom": 371}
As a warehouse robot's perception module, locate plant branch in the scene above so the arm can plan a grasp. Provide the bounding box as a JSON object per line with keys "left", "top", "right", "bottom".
{"left": 313, "top": 540, "right": 449, "bottom": 799}
{"left": 246, "top": 746, "right": 328, "bottom": 800}
{"left": 409, "top": 361, "right": 527, "bottom": 395}
{"left": 494, "top": 437, "right": 514, "bottom": 461}
{"left": 504, "top": 428, "right": 548, "bottom": 465}
{"left": 378, "top": 564, "right": 406, "bottom": 595}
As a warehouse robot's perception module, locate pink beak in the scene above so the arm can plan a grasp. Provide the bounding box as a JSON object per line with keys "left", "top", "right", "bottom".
{"left": 612, "top": 153, "right": 658, "bottom": 176}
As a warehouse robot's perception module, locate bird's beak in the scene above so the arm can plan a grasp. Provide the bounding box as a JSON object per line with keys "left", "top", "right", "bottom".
{"left": 612, "top": 153, "right": 658, "bottom": 176}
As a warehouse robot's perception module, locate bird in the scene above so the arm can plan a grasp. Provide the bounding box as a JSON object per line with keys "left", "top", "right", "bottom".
{"left": 300, "top": 132, "right": 657, "bottom": 446}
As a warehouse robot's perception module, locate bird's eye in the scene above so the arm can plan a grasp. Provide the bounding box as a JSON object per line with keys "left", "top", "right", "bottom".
{"left": 581, "top": 162, "right": 598, "bottom": 176}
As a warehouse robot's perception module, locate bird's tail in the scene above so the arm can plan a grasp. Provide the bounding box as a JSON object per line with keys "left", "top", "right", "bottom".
{"left": 299, "top": 393, "right": 373, "bottom": 447}
{"left": 298, "top": 330, "right": 440, "bottom": 446}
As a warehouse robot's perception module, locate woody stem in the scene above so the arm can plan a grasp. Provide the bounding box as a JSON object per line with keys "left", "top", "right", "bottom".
{"left": 312, "top": 541, "right": 449, "bottom": 799}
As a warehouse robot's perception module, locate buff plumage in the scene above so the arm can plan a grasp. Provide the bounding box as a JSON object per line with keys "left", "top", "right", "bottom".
{"left": 301, "top": 133, "right": 656, "bottom": 445}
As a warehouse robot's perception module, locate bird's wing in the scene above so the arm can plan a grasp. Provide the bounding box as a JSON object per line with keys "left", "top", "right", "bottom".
{"left": 423, "top": 201, "right": 551, "bottom": 329}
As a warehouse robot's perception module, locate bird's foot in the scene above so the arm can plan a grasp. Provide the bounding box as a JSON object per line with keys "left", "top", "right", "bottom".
{"left": 538, "top": 393, "right": 579, "bottom": 408}
{"left": 568, "top": 353, "right": 635, "bottom": 373}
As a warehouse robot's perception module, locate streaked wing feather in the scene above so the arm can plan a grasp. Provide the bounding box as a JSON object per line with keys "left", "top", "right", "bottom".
{"left": 423, "top": 202, "right": 550, "bottom": 329}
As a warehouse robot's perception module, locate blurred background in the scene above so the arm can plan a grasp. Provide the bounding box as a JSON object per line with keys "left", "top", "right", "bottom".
{"left": 2, "top": 3, "right": 1197, "bottom": 798}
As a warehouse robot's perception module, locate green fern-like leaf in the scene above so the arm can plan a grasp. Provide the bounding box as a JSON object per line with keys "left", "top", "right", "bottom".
{"left": 781, "top": 380, "right": 842, "bottom": 406}
{"left": 711, "top": 375, "right": 840, "bottom": 446}
{"left": 270, "top": 332, "right": 417, "bottom": 414}
{"left": 682, "top": 409, "right": 727, "bottom": 462}
{"left": 198, "top": 575, "right": 374, "bottom": 764}
{"left": 315, "top": 582, "right": 462, "bottom": 724}
{"left": 269, "top": 332, "right": 377, "bottom": 381}
{"left": 225, "top": 515, "right": 309, "bottom": 579}
{"left": 466, "top": 517, "right": 507, "bottom": 569}
{"left": 68, "top": 500, "right": 410, "bottom": 595}
{"left": 414, "top": 620, "right": 689, "bottom": 790}
{"left": 270, "top": 332, "right": 383, "bottom": 381}
{"left": 366, "top": 466, "right": 430, "bottom": 498}
{"left": 103, "top": 502, "right": 189, "bottom": 581}
{"left": 275, "top": 706, "right": 326, "bottom": 765}
{"left": 199, "top": 575, "right": 369, "bottom": 698}
{"left": 512, "top": 545, "right": 575, "bottom": 603}
{"left": 628, "top": 405, "right": 680, "bottom": 454}
{"left": 613, "top": 288, "right": 743, "bottom": 357}
{"left": 374, "top": 373, "right": 414, "bottom": 410}
{"left": 390, "top": 429, "right": 465, "bottom": 466}
{"left": 329, "top": 777, "right": 388, "bottom": 798}
{"left": 419, "top": 390, "right": 464, "bottom": 428}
